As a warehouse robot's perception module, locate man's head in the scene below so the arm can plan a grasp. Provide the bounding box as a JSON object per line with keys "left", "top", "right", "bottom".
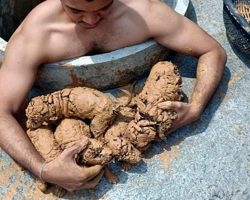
{"left": 61, "top": 0, "right": 114, "bottom": 29}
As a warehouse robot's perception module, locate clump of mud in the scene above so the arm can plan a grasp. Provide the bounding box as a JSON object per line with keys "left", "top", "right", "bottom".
{"left": 25, "top": 61, "right": 182, "bottom": 196}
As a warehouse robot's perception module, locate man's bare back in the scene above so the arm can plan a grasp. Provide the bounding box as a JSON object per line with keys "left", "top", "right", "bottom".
{"left": 0, "top": 0, "right": 227, "bottom": 192}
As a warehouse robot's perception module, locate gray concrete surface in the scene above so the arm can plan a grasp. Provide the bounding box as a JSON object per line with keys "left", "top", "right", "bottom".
{"left": 0, "top": 0, "right": 249, "bottom": 200}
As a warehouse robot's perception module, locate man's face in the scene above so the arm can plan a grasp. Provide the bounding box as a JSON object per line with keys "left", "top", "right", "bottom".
{"left": 61, "top": 0, "right": 114, "bottom": 29}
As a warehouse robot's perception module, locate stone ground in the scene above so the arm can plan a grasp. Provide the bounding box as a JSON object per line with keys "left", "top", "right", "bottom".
{"left": 0, "top": 0, "right": 249, "bottom": 200}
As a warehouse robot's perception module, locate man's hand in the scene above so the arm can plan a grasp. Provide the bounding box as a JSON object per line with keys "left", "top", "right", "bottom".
{"left": 42, "top": 141, "right": 104, "bottom": 192}
{"left": 158, "top": 101, "right": 201, "bottom": 134}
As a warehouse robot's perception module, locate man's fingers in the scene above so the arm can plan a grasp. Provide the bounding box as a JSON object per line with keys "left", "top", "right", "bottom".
{"left": 81, "top": 165, "right": 103, "bottom": 182}
{"left": 61, "top": 167, "right": 103, "bottom": 192}
{"left": 80, "top": 138, "right": 89, "bottom": 149}
{"left": 158, "top": 101, "right": 176, "bottom": 110}
{"left": 80, "top": 170, "right": 104, "bottom": 189}
{"left": 166, "top": 119, "right": 186, "bottom": 135}
{"left": 60, "top": 139, "right": 89, "bottom": 159}
{"left": 158, "top": 101, "right": 185, "bottom": 111}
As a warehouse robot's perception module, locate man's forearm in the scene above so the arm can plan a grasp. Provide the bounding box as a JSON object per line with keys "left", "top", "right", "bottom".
{"left": 190, "top": 47, "right": 227, "bottom": 114}
{"left": 0, "top": 111, "right": 44, "bottom": 177}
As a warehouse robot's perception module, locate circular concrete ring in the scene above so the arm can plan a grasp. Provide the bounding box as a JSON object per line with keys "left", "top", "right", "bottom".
{"left": 0, "top": 0, "right": 190, "bottom": 93}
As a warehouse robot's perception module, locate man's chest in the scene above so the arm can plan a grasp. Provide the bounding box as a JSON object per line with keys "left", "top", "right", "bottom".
{"left": 47, "top": 19, "right": 149, "bottom": 62}
{"left": 79, "top": 22, "right": 149, "bottom": 56}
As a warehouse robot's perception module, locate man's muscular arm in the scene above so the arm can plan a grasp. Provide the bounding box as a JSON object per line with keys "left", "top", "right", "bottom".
{"left": 0, "top": 26, "right": 103, "bottom": 191}
{"left": 0, "top": 28, "right": 46, "bottom": 176}
{"left": 148, "top": 1, "right": 227, "bottom": 131}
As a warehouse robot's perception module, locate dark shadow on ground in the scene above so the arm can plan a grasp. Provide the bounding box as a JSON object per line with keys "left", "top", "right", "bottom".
{"left": 186, "top": 0, "right": 197, "bottom": 23}
{"left": 226, "top": 36, "right": 250, "bottom": 67}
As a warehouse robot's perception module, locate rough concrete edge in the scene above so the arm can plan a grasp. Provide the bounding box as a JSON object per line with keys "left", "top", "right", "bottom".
{"left": 0, "top": 37, "right": 7, "bottom": 63}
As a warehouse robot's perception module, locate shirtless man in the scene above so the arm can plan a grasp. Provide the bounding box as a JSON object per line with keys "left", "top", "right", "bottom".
{"left": 0, "top": 0, "right": 227, "bottom": 192}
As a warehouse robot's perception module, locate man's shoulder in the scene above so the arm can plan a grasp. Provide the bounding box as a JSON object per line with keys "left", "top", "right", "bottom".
{"left": 122, "top": 0, "right": 156, "bottom": 12}
{"left": 18, "top": 0, "right": 62, "bottom": 36}
{"left": 122, "top": 0, "right": 159, "bottom": 7}
{"left": 7, "top": 0, "right": 63, "bottom": 60}
{"left": 122, "top": 0, "right": 182, "bottom": 39}
{"left": 122, "top": 0, "right": 171, "bottom": 21}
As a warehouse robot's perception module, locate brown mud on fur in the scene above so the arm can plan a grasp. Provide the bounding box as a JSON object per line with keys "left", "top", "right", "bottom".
{"left": 26, "top": 120, "right": 115, "bottom": 196}
{"left": 115, "top": 82, "right": 136, "bottom": 107}
{"left": 54, "top": 119, "right": 113, "bottom": 166}
{"left": 104, "top": 106, "right": 141, "bottom": 167}
{"left": 125, "top": 61, "right": 182, "bottom": 149}
{"left": 27, "top": 127, "right": 65, "bottom": 196}
{"left": 26, "top": 87, "right": 117, "bottom": 138}
{"left": 104, "top": 120, "right": 141, "bottom": 164}
{"left": 25, "top": 61, "right": 183, "bottom": 197}
{"left": 54, "top": 118, "right": 91, "bottom": 149}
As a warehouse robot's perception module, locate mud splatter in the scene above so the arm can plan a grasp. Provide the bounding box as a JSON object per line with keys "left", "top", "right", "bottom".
{"left": 228, "top": 68, "right": 245, "bottom": 87}
{"left": 0, "top": 162, "right": 23, "bottom": 188}
{"left": 115, "top": 82, "right": 136, "bottom": 106}
{"left": 159, "top": 145, "right": 180, "bottom": 171}
{"left": 61, "top": 63, "right": 73, "bottom": 67}
{"left": 68, "top": 69, "right": 85, "bottom": 87}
